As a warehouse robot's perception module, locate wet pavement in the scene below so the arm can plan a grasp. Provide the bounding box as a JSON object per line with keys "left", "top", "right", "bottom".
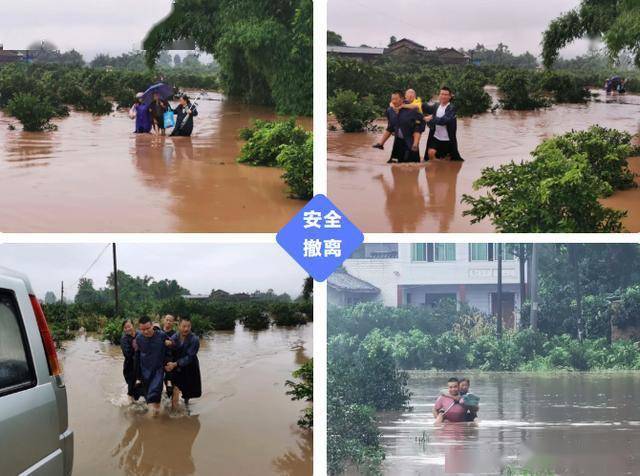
{"left": 328, "top": 88, "right": 640, "bottom": 232}
{"left": 380, "top": 371, "right": 640, "bottom": 475}
{"left": 0, "top": 92, "right": 310, "bottom": 232}
{"left": 61, "top": 324, "right": 312, "bottom": 476}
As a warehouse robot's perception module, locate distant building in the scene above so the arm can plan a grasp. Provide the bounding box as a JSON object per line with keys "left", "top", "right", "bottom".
{"left": 328, "top": 38, "right": 471, "bottom": 65}
{"left": 328, "top": 243, "right": 526, "bottom": 329}
{"left": 0, "top": 44, "right": 24, "bottom": 64}
{"left": 327, "top": 45, "right": 385, "bottom": 61}
{"left": 181, "top": 294, "right": 210, "bottom": 301}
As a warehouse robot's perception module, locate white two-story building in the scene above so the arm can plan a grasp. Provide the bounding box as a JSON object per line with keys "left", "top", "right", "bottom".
{"left": 328, "top": 243, "right": 526, "bottom": 329}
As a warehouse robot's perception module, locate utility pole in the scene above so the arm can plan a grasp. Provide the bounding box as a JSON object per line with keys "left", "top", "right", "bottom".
{"left": 497, "top": 243, "right": 503, "bottom": 339}
{"left": 518, "top": 244, "right": 526, "bottom": 330}
{"left": 530, "top": 244, "right": 539, "bottom": 330}
{"left": 568, "top": 244, "right": 583, "bottom": 341}
{"left": 113, "top": 243, "right": 120, "bottom": 317}
{"left": 60, "top": 281, "right": 64, "bottom": 304}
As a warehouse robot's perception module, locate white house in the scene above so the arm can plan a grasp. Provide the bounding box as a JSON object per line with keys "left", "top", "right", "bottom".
{"left": 328, "top": 243, "right": 526, "bottom": 328}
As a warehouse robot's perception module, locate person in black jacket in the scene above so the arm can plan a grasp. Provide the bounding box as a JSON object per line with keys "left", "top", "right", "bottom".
{"left": 120, "top": 319, "right": 141, "bottom": 403}
{"left": 424, "top": 86, "right": 463, "bottom": 161}
{"left": 170, "top": 94, "right": 198, "bottom": 137}
{"left": 383, "top": 90, "right": 426, "bottom": 163}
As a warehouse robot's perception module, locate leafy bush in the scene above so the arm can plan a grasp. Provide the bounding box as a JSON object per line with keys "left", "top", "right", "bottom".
{"left": 496, "top": 69, "right": 549, "bottom": 110}
{"left": 189, "top": 314, "right": 214, "bottom": 334}
{"left": 446, "top": 68, "right": 493, "bottom": 116}
{"left": 238, "top": 118, "right": 309, "bottom": 166}
{"left": 539, "top": 71, "right": 591, "bottom": 103}
{"left": 277, "top": 135, "right": 313, "bottom": 199}
{"left": 285, "top": 359, "right": 313, "bottom": 428}
{"left": 613, "top": 285, "right": 640, "bottom": 329}
{"left": 270, "top": 302, "right": 308, "bottom": 326}
{"left": 50, "top": 323, "right": 73, "bottom": 348}
{"left": 101, "top": 319, "right": 124, "bottom": 344}
{"left": 240, "top": 305, "right": 270, "bottom": 330}
{"left": 328, "top": 89, "right": 379, "bottom": 132}
{"left": 544, "top": 126, "right": 636, "bottom": 193}
{"left": 78, "top": 314, "right": 107, "bottom": 332}
{"left": 6, "top": 93, "right": 57, "bottom": 131}
{"left": 462, "top": 134, "right": 627, "bottom": 232}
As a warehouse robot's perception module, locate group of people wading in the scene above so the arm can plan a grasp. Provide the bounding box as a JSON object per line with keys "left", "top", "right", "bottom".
{"left": 120, "top": 314, "right": 202, "bottom": 414}
{"left": 373, "top": 86, "right": 463, "bottom": 163}
{"left": 129, "top": 92, "right": 198, "bottom": 137}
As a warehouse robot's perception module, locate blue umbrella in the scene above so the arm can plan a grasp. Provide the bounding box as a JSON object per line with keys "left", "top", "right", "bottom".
{"left": 141, "top": 83, "right": 174, "bottom": 105}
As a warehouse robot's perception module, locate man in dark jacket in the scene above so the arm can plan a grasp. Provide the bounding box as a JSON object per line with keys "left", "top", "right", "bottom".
{"left": 424, "top": 87, "right": 463, "bottom": 161}
{"left": 382, "top": 90, "right": 426, "bottom": 163}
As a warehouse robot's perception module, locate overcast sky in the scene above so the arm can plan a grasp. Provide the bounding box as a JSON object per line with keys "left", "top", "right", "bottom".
{"left": 0, "top": 0, "right": 174, "bottom": 60}
{"left": 329, "top": 0, "right": 594, "bottom": 58}
{"left": 0, "top": 244, "right": 306, "bottom": 299}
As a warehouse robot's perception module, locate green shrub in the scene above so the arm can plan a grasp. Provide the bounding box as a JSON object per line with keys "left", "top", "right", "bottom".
{"left": 462, "top": 136, "right": 627, "bottom": 232}
{"left": 78, "top": 314, "right": 106, "bottom": 332}
{"left": 445, "top": 68, "right": 493, "bottom": 116}
{"left": 6, "top": 93, "right": 57, "bottom": 131}
{"left": 101, "top": 319, "right": 124, "bottom": 344}
{"left": 540, "top": 71, "right": 591, "bottom": 103}
{"left": 277, "top": 135, "right": 313, "bottom": 199}
{"left": 432, "top": 331, "right": 469, "bottom": 370}
{"left": 613, "top": 285, "right": 640, "bottom": 329}
{"left": 285, "top": 359, "right": 313, "bottom": 428}
{"left": 238, "top": 118, "right": 309, "bottom": 166}
{"left": 50, "top": 323, "right": 73, "bottom": 348}
{"left": 240, "top": 305, "right": 270, "bottom": 330}
{"left": 496, "top": 69, "right": 549, "bottom": 110}
{"left": 189, "top": 314, "right": 214, "bottom": 334}
{"left": 328, "top": 89, "right": 379, "bottom": 132}
{"left": 544, "top": 126, "right": 636, "bottom": 193}
{"left": 270, "top": 301, "right": 308, "bottom": 326}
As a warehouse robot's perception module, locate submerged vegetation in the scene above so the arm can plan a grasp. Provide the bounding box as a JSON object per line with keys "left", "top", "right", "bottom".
{"left": 328, "top": 243, "right": 640, "bottom": 474}
{"left": 41, "top": 270, "right": 313, "bottom": 347}
{"left": 0, "top": 62, "right": 218, "bottom": 130}
{"left": 286, "top": 359, "right": 314, "bottom": 429}
{"left": 462, "top": 126, "right": 637, "bottom": 232}
{"left": 238, "top": 119, "right": 313, "bottom": 199}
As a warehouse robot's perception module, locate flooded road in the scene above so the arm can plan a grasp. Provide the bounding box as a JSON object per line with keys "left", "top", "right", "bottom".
{"left": 328, "top": 88, "right": 640, "bottom": 232}
{"left": 0, "top": 92, "right": 310, "bottom": 232}
{"left": 61, "top": 324, "right": 312, "bottom": 476}
{"left": 380, "top": 372, "right": 640, "bottom": 475}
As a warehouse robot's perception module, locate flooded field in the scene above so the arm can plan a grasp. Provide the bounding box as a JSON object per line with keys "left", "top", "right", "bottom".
{"left": 328, "top": 88, "right": 640, "bottom": 232}
{"left": 61, "top": 324, "right": 312, "bottom": 476}
{"left": 379, "top": 372, "right": 640, "bottom": 475}
{"left": 0, "top": 92, "right": 310, "bottom": 232}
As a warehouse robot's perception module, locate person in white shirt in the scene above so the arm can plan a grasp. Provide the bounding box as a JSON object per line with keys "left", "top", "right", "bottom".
{"left": 424, "top": 87, "right": 463, "bottom": 161}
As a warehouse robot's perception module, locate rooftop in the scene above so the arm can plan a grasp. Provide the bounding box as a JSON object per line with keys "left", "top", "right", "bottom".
{"left": 327, "top": 45, "right": 385, "bottom": 55}
{"left": 328, "top": 270, "right": 380, "bottom": 293}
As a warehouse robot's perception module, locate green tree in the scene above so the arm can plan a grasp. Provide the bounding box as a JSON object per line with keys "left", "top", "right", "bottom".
{"left": 542, "top": 0, "right": 640, "bottom": 67}
{"left": 44, "top": 291, "right": 57, "bottom": 304}
{"left": 328, "top": 30, "right": 347, "bottom": 46}
{"left": 143, "top": 0, "right": 312, "bottom": 115}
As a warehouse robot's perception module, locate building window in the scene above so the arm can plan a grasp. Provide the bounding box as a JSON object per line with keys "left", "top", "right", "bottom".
{"left": 469, "top": 243, "right": 491, "bottom": 261}
{"left": 412, "top": 243, "right": 427, "bottom": 261}
{"left": 425, "top": 293, "right": 457, "bottom": 307}
{"left": 434, "top": 243, "right": 456, "bottom": 262}
{"left": 496, "top": 244, "right": 517, "bottom": 261}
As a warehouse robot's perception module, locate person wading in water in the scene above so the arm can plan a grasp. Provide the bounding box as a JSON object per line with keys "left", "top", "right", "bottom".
{"left": 170, "top": 94, "right": 198, "bottom": 137}
{"left": 165, "top": 316, "right": 202, "bottom": 411}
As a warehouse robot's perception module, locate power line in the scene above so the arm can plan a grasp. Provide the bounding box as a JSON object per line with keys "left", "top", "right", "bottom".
{"left": 72, "top": 243, "right": 111, "bottom": 288}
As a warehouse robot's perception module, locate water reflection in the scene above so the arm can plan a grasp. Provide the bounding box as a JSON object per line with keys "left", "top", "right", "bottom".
{"left": 380, "top": 372, "right": 640, "bottom": 475}
{"left": 328, "top": 88, "right": 640, "bottom": 232}
{"left": 113, "top": 415, "right": 201, "bottom": 476}
{"left": 62, "top": 324, "right": 313, "bottom": 475}
{"left": 0, "top": 92, "right": 309, "bottom": 232}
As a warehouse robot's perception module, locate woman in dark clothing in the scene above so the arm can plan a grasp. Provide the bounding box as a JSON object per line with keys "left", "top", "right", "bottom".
{"left": 170, "top": 94, "right": 198, "bottom": 137}
{"left": 130, "top": 93, "right": 152, "bottom": 134}
{"left": 165, "top": 316, "right": 202, "bottom": 409}
{"left": 150, "top": 92, "right": 169, "bottom": 135}
{"left": 120, "top": 319, "right": 141, "bottom": 403}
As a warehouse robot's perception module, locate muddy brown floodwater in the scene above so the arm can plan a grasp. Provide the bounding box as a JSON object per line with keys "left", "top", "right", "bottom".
{"left": 380, "top": 372, "right": 640, "bottom": 476}
{"left": 61, "top": 324, "right": 312, "bottom": 476}
{"left": 0, "top": 92, "right": 311, "bottom": 232}
{"left": 328, "top": 88, "right": 640, "bottom": 232}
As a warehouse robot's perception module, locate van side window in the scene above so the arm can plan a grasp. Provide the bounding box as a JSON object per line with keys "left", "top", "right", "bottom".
{"left": 0, "top": 290, "right": 36, "bottom": 395}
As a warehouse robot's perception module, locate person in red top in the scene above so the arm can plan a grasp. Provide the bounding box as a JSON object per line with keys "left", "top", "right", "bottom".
{"left": 433, "top": 377, "right": 467, "bottom": 424}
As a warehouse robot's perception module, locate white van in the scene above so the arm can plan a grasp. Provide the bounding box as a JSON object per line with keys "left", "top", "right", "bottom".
{"left": 0, "top": 267, "right": 73, "bottom": 475}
